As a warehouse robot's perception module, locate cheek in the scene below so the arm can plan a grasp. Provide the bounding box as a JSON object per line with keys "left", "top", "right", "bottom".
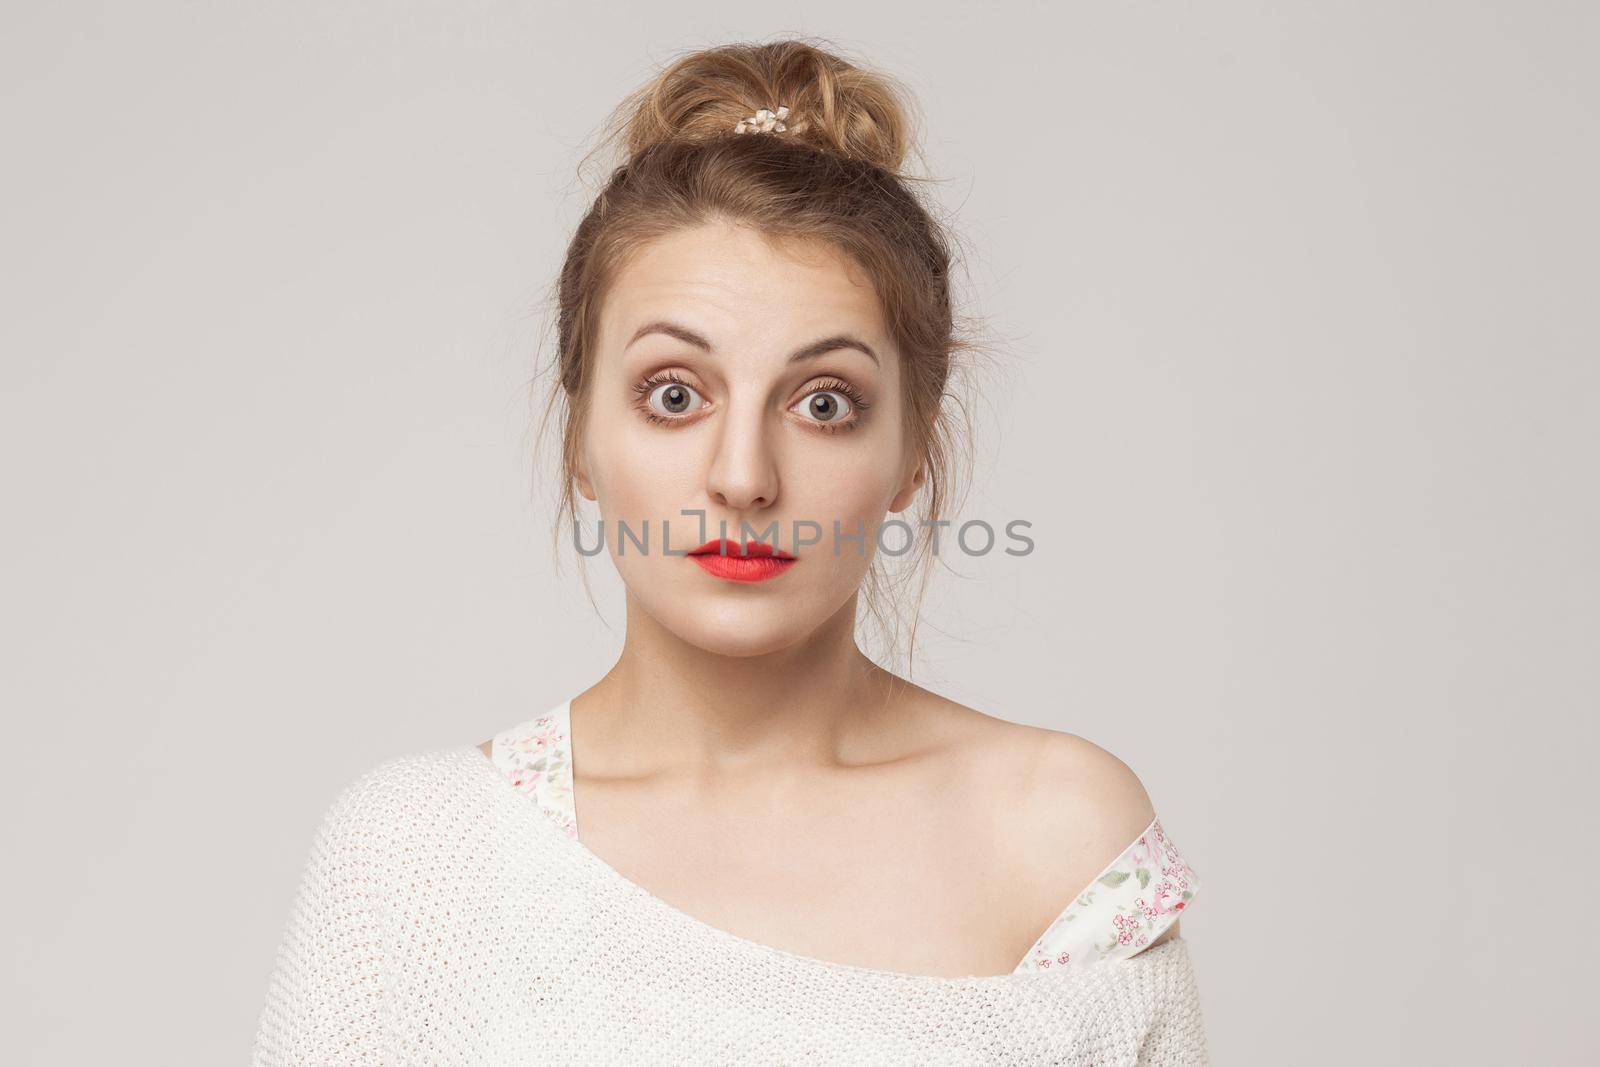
{"left": 586, "top": 428, "right": 699, "bottom": 521}
{"left": 794, "top": 444, "right": 906, "bottom": 519}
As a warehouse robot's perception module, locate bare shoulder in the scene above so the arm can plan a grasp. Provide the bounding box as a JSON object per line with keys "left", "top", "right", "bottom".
{"left": 942, "top": 714, "right": 1155, "bottom": 853}
{"left": 910, "top": 697, "right": 1153, "bottom": 836}
{"left": 476, "top": 739, "right": 493, "bottom": 759}
{"left": 918, "top": 697, "right": 1153, "bottom": 825}
{"left": 967, "top": 717, "right": 1183, "bottom": 948}
{"left": 1017, "top": 726, "right": 1158, "bottom": 854}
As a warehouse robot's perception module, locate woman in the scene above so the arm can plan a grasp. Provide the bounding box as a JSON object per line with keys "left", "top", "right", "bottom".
{"left": 252, "top": 38, "right": 1207, "bottom": 1064}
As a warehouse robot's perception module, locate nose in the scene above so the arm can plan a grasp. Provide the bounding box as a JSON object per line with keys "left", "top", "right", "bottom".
{"left": 705, "top": 405, "right": 779, "bottom": 512}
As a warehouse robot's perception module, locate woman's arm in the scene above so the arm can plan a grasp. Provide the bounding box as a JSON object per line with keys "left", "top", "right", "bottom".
{"left": 250, "top": 785, "right": 388, "bottom": 1064}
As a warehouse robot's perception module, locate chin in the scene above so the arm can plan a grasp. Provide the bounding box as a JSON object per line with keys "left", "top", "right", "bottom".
{"left": 655, "top": 604, "right": 815, "bottom": 659}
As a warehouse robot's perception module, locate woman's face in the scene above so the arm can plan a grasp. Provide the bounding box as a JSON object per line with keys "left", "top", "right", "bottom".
{"left": 576, "top": 219, "right": 923, "bottom": 658}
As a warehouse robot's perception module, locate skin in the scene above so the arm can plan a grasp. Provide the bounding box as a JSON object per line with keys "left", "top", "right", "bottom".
{"left": 479, "top": 220, "right": 1178, "bottom": 977}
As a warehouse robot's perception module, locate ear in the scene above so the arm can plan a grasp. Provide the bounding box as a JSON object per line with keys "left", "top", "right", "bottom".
{"left": 888, "top": 460, "right": 925, "bottom": 514}
{"left": 574, "top": 461, "right": 597, "bottom": 502}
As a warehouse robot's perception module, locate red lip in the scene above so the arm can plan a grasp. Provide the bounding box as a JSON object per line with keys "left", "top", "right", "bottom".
{"left": 687, "top": 538, "right": 798, "bottom": 583}
{"left": 688, "top": 539, "right": 796, "bottom": 560}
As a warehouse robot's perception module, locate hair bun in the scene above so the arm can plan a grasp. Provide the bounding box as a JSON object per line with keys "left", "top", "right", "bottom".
{"left": 592, "top": 38, "right": 924, "bottom": 177}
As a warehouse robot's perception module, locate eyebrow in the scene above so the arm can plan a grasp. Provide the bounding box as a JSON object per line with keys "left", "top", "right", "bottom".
{"left": 625, "top": 319, "right": 880, "bottom": 367}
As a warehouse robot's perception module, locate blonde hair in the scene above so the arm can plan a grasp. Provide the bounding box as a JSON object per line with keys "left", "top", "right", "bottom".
{"left": 527, "top": 37, "right": 994, "bottom": 677}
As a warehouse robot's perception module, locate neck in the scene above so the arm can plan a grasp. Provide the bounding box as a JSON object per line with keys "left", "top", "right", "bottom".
{"left": 572, "top": 593, "right": 914, "bottom": 784}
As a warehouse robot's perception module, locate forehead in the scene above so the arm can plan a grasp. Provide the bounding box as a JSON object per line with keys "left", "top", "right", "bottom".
{"left": 598, "top": 222, "right": 886, "bottom": 350}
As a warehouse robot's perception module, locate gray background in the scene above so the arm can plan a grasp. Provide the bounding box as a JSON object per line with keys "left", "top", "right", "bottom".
{"left": 3, "top": 2, "right": 1595, "bottom": 1063}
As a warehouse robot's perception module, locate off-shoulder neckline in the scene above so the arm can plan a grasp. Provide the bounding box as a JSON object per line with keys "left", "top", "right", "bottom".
{"left": 459, "top": 743, "right": 1175, "bottom": 987}
{"left": 459, "top": 714, "right": 1174, "bottom": 986}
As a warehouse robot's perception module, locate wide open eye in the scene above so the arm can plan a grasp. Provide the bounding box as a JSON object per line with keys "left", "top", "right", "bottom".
{"left": 646, "top": 379, "right": 703, "bottom": 416}
{"left": 790, "top": 377, "right": 870, "bottom": 433}
{"left": 791, "top": 389, "right": 853, "bottom": 424}
{"left": 632, "top": 371, "right": 707, "bottom": 423}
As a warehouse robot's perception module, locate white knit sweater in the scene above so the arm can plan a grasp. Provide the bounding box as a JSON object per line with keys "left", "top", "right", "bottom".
{"left": 250, "top": 746, "right": 1210, "bottom": 1065}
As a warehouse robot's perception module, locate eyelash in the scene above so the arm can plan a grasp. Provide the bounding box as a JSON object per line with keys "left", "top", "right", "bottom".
{"left": 630, "top": 372, "right": 872, "bottom": 434}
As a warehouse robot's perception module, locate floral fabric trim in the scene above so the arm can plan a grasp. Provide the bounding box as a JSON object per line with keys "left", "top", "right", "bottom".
{"left": 1012, "top": 816, "right": 1199, "bottom": 973}
{"left": 489, "top": 700, "right": 1199, "bottom": 974}
{"left": 490, "top": 700, "right": 577, "bottom": 839}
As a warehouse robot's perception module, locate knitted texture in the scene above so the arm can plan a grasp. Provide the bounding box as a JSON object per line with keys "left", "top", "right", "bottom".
{"left": 251, "top": 747, "right": 1210, "bottom": 1065}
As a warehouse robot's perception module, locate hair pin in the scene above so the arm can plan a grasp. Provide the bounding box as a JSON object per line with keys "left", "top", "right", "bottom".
{"left": 734, "top": 105, "right": 790, "bottom": 134}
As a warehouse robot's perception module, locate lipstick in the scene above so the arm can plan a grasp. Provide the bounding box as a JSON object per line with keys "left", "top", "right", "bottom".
{"left": 687, "top": 539, "right": 797, "bottom": 583}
